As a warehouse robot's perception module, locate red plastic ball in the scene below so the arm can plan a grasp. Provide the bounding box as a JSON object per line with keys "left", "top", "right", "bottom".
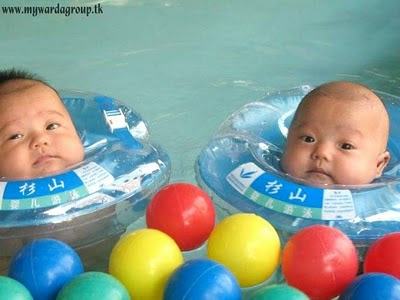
{"left": 364, "top": 232, "right": 400, "bottom": 278}
{"left": 282, "top": 225, "right": 359, "bottom": 300}
{"left": 146, "top": 183, "right": 216, "bottom": 251}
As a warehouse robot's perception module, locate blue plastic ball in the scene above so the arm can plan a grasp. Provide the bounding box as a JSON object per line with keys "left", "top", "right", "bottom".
{"left": 164, "top": 259, "right": 241, "bottom": 300}
{"left": 8, "top": 238, "right": 84, "bottom": 300}
{"left": 339, "top": 273, "right": 400, "bottom": 300}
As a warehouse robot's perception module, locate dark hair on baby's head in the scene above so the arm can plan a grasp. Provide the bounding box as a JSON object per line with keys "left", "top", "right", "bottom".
{"left": 0, "top": 68, "right": 48, "bottom": 87}
{"left": 0, "top": 68, "right": 60, "bottom": 98}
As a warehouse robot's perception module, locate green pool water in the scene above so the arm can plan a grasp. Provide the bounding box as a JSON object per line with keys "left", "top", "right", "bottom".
{"left": 1, "top": 0, "right": 399, "bottom": 184}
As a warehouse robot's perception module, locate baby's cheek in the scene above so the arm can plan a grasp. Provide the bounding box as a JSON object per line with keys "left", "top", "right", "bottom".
{"left": 338, "top": 157, "right": 375, "bottom": 184}
{"left": 69, "top": 141, "right": 85, "bottom": 165}
{"left": 280, "top": 155, "right": 292, "bottom": 174}
{"left": 1, "top": 159, "right": 30, "bottom": 179}
{"left": 287, "top": 148, "right": 308, "bottom": 172}
{"left": 282, "top": 158, "right": 304, "bottom": 178}
{"left": 57, "top": 135, "right": 84, "bottom": 163}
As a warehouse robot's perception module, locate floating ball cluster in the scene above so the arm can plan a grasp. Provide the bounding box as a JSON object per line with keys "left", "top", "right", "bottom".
{"left": 2, "top": 183, "right": 400, "bottom": 299}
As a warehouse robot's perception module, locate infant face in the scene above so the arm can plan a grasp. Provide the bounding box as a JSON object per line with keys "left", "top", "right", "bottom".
{"left": 281, "top": 87, "right": 390, "bottom": 185}
{"left": 0, "top": 81, "right": 85, "bottom": 179}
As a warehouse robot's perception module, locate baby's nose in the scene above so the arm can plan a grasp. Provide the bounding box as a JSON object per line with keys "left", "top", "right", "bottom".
{"left": 31, "top": 133, "right": 50, "bottom": 148}
{"left": 311, "top": 143, "right": 332, "bottom": 160}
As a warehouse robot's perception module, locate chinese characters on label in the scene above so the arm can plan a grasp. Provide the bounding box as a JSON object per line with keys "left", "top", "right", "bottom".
{"left": 227, "top": 162, "right": 355, "bottom": 220}
{"left": 265, "top": 180, "right": 307, "bottom": 202}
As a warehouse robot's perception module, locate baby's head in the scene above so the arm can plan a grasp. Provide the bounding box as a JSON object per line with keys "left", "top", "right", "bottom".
{"left": 0, "top": 69, "right": 85, "bottom": 179}
{"left": 281, "top": 81, "right": 390, "bottom": 185}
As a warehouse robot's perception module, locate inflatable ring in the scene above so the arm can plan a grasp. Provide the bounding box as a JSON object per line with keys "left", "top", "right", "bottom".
{"left": 196, "top": 85, "right": 400, "bottom": 252}
{"left": 0, "top": 90, "right": 170, "bottom": 272}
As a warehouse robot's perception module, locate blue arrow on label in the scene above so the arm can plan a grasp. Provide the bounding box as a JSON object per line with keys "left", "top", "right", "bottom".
{"left": 240, "top": 168, "right": 257, "bottom": 179}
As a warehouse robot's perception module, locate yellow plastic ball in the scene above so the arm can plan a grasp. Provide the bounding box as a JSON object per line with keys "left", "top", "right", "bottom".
{"left": 207, "top": 213, "right": 281, "bottom": 287}
{"left": 109, "top": 228, "right": 184, "bottom": 300}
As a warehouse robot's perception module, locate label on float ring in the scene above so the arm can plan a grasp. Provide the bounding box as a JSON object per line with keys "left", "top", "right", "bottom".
{"left": 226, "top": 162, "right": 355, "bottom": 221}
{"left": 0, "top": 162, "right": 115, "bottom": 210}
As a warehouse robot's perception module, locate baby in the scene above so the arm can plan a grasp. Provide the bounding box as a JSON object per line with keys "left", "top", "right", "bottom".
{"left": 281, "top": 81, "right": 390, "bottom": 185}
{"left": 0, "top": 69, "right": 85, "bottom": 179}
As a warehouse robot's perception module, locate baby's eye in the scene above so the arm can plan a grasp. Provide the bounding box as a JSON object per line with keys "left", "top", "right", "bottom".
{"left": 9, "top": 133, "right": 23, "bottom": 140}
{"left": 46, "top": 123, "right": 60, "bottom": 130}
{"left": 341, "top": 143, "right": 353, "bottom": 150}
{"left": 301, "top": 136, "right": 315, "bottom": 143}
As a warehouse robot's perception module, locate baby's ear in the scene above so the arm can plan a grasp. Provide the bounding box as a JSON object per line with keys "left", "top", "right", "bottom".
{"left": 376, "top": 151, "right": 390, "bottom": 178}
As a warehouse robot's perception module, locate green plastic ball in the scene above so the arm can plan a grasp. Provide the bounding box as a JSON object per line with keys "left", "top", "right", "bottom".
{"left": 56, "top": 272, "right": 129, "bottom": 300}
{"left": 0, "top": 276, "right": 32, "bottom": 300}
{"left": 248, "top": 284, "right": 310, "bottom": 300}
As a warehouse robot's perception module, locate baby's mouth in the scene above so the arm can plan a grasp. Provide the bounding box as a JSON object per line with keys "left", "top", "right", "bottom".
{"left": 308, "top": 168, "right": 328, "bottom": 175}
{"left": 33, "top": 155, "right": 59, "bottom": 166}
{"left": 306, "top": 168, "right": 334, "bottom": 183}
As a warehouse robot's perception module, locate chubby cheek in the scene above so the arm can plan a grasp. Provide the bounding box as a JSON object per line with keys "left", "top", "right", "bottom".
{"left": 0, "top": 149, "right": 31, "bottom": 179}
{"left": 281, "top": 147, "right": 308, "bottom": 177}
{"left": 333, "top": 157, "right": 376, "bottom": 185}
{"left": 56, "top": 135, "right": 85, "bottom": 166}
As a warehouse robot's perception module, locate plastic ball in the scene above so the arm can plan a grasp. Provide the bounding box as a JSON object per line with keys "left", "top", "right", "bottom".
{"left": 364, "top": 232, "right": 400, "bottom": 278}
{"left": 207, "top": 213, "right": 280, "bottom": 287}
{"left": 109, "top": 228, "right": 184, "bottom": 300}
{"left": 282, "top": 225, "right": 358, "bottom": 300}
{"left": 146, "top": 183, "right": 216, "bottom": 251}
{"left": 0, "top": 276, "right": 32, "bottom": 300}
{"left": 57, "top": 272, "right": 129, "bottom": 300}
{"left": 248, "top": 284, "right": 309, "bottom": 300}
{"left": 164, "top": 259, "right": 241, "bottom": 300}
{"left": 339, "top": 273, "right": 400, "bottom": 300}
{"left": 8, "top": 238, "right": 83, "bottom": 300}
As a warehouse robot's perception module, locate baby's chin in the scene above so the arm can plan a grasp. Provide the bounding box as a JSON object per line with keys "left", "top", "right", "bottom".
{"left": 29, "top": 162, "right": 71, "bottom": 179}
{"left": 0, "top": 162, "right": 70, "bottom": 180}
{"left": 303, "top": 172, "right": 336, "bottom": 186}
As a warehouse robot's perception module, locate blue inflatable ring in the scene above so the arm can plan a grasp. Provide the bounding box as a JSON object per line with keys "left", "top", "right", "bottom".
{"left": 196, "top": 85, "right": 400, "bottom": 250}
{"left": 0, "top": 90, "right": 170, "bottom": 269}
